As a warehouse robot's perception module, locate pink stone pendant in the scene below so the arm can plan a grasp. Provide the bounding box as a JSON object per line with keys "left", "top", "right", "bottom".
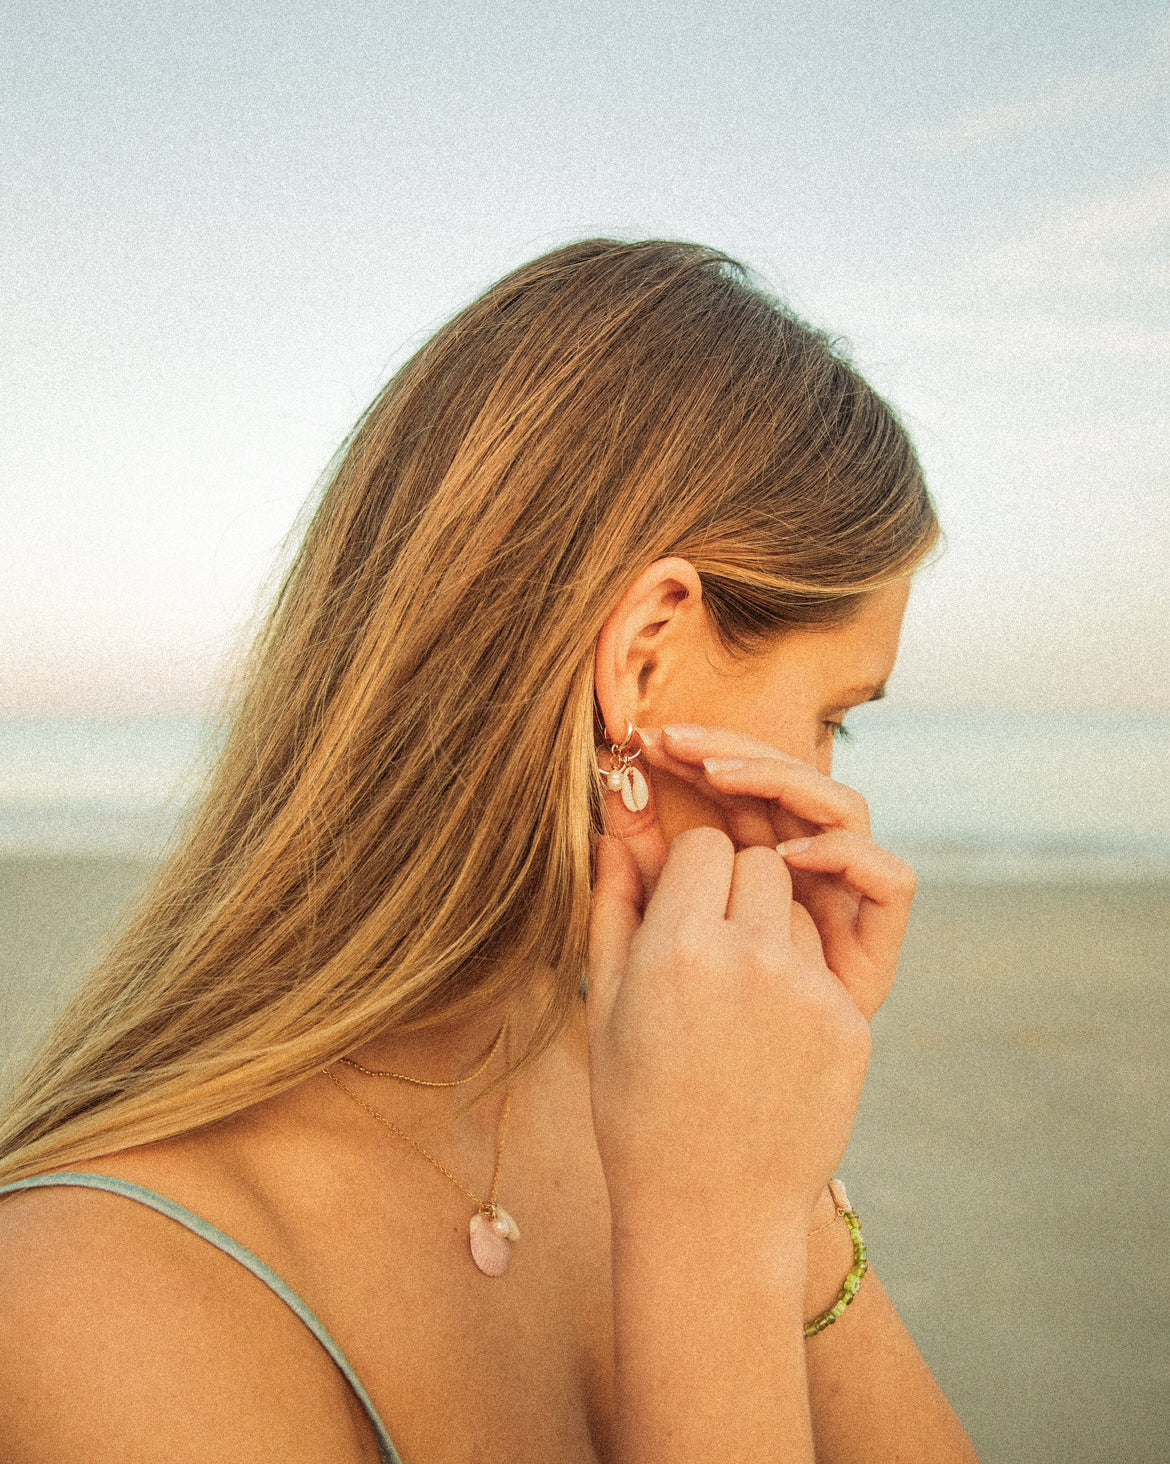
{"left": 469, "top": 1208, "right": 519, "bottom": 1277}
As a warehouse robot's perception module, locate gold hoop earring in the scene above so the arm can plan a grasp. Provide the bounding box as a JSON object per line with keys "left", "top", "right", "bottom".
{"left": 597, "top": 720, "right": 649, "bottom": 813}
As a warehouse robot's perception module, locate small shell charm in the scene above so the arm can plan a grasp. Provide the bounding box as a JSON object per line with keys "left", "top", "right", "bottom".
{"left": 619, "top": 764, "right": 649, "bottom": 813}
{"left": 494, "top": 1207, "right": 521, "bottom": 1241}
{"left": 597, "top": 722, "right": 648, "bottom": 814}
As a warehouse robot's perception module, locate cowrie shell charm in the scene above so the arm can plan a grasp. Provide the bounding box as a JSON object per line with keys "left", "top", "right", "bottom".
{"left": 619, "top": 765, "right": 649, "bottom": 813}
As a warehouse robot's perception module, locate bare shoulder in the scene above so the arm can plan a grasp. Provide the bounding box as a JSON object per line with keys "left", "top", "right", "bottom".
{"left": 0, "top": 1181, "right": 380, "bottom": 1463}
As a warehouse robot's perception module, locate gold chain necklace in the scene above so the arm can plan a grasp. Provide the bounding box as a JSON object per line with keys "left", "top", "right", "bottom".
{"left": 321, "top": 1028, "right": 520, "bottom": 1277}
{"left": 337, "top": 1018, "right": 508, "bottom": 1086}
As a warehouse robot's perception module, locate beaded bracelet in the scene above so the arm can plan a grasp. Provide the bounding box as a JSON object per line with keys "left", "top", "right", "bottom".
{"left": 803, "top": 1208, "right": 868, "bottom": 1339}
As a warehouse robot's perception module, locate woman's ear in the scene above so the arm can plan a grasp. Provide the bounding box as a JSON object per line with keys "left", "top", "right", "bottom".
{"left": 594, "top": 556, "right": 705, "bottom": 742}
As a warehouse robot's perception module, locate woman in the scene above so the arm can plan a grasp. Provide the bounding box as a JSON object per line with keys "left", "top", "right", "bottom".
{"left": 0, "top": 239, "right": 980, "bottom": 1462}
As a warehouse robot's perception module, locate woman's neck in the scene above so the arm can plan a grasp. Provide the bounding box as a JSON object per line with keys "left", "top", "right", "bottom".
{"left": 332, "top": 976, "right": 561, "bottom": 1133}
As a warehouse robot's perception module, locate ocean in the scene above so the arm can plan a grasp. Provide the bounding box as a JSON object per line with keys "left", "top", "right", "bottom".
{"left": 1, "top": 710, "right": 1168, "bottom": 882}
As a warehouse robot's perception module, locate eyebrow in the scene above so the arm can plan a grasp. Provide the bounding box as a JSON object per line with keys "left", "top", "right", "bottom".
{"left": 836, "top": 683, "right": 887, "bottom": 704}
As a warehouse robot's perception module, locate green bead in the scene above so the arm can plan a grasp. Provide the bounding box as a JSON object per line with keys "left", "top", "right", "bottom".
{"left": 804, "top": 1214, "right": 871, "bottom": 1341}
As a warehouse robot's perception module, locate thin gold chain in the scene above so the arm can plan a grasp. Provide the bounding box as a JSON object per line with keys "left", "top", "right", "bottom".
{"left": 322, "top": 1064, "right": 513, "bottom": 1214}
{"left": 338, "top": 1018, "right": 508, "bottom": 1086}
{"left": 807, "top": 1206, "right": 846, "bottom": 1238}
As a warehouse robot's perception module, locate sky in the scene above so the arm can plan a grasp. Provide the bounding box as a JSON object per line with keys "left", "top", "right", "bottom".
{"left": 2, "top": 0, "right": 1168, "bottom": 715}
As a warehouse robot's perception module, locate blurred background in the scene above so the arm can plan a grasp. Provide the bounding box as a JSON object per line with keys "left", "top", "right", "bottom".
{"left": 2, "top": 2, "right": 1167, "bottom": 1458}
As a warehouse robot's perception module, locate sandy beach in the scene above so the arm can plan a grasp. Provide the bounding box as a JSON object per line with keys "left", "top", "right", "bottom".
{"left": 1, "top": 858, "right": 1167, "bottom": 1462}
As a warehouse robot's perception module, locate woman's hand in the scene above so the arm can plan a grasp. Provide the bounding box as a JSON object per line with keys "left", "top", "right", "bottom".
{"left": 613, "top": 723, "right": 917, "bottom": 1024}
{"left": 586, "top": 729, "right": 932, "bottom": 1464}
{"left": 586, "top": 824, "right": 873, "bottom": 1238}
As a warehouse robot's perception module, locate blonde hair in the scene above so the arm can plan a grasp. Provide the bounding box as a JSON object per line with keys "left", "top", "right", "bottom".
{"left": 0, "top": 239, "right": 939, "bottom": 1182}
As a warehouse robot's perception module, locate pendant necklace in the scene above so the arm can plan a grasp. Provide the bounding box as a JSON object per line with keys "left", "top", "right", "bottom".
{"left": 321, "top": 1018, "right": 520, "bottom": 1277}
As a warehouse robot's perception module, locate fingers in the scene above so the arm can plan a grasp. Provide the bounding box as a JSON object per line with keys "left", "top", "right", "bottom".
{"left": 722, "top": 795, "right": 787, "bottom": 850}
{"left": 640, "top": 825, "right": 736, "bottom": 937}
{"left": 703, "top": 756, "right": 870, "bottom": 835}
{"left": 645, "top": 724, "right": 871, "bottom": 836}
{"left": 594, "top": 728, "right": 912, "bottom": 1030}
{"left": 789, "top": 897, "right": 828, "bottom": 961}
{"left": 637, "top": 735, "right": 821, "bottom": 848}
{"left": 586, "top": 836, "right": 644, "bottom": 1023}
{"left": 778, "top": 830, "right": 917, "bottom": 1015}
{"left": 723, "top": 844, "right": 794, "bottom": 933}
{"left": 777, "top": 829, "right": 916, "bottom": 917}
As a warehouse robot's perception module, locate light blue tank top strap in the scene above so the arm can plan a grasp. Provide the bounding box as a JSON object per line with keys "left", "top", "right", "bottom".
{"left": 0, "top": 1172, "right": 403, "bottom": 1464}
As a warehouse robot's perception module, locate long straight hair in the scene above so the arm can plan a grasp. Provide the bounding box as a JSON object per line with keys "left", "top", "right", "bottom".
{"left": 0, "top": 239, "right": 939, "bottom": 1182}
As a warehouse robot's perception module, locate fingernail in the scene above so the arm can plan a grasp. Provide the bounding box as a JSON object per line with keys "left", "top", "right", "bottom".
{"left": 663, "top": 723, "right": 708, "bottom": 740}
{"left": 777, "top": 837, "right": 813, "bottom": 855}
{"left": 637, "top": 725, "right": 661, "bottom": 748}
{"left": 703, "top": 757, "right": 746, "bottom": 773}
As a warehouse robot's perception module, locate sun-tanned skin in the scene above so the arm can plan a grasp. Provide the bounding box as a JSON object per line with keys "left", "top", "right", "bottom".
{"left": 0, "top": 562, "right": 980, "bottom": 1463}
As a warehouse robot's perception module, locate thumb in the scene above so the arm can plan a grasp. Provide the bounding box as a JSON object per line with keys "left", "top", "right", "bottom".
{"left": 585, "top": 835, "right": 642, "bottom": 1028}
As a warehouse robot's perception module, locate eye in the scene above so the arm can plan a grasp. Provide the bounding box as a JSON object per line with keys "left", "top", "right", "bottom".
{"left": 823, "top": 720, "right": 854, "bottom": 743}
